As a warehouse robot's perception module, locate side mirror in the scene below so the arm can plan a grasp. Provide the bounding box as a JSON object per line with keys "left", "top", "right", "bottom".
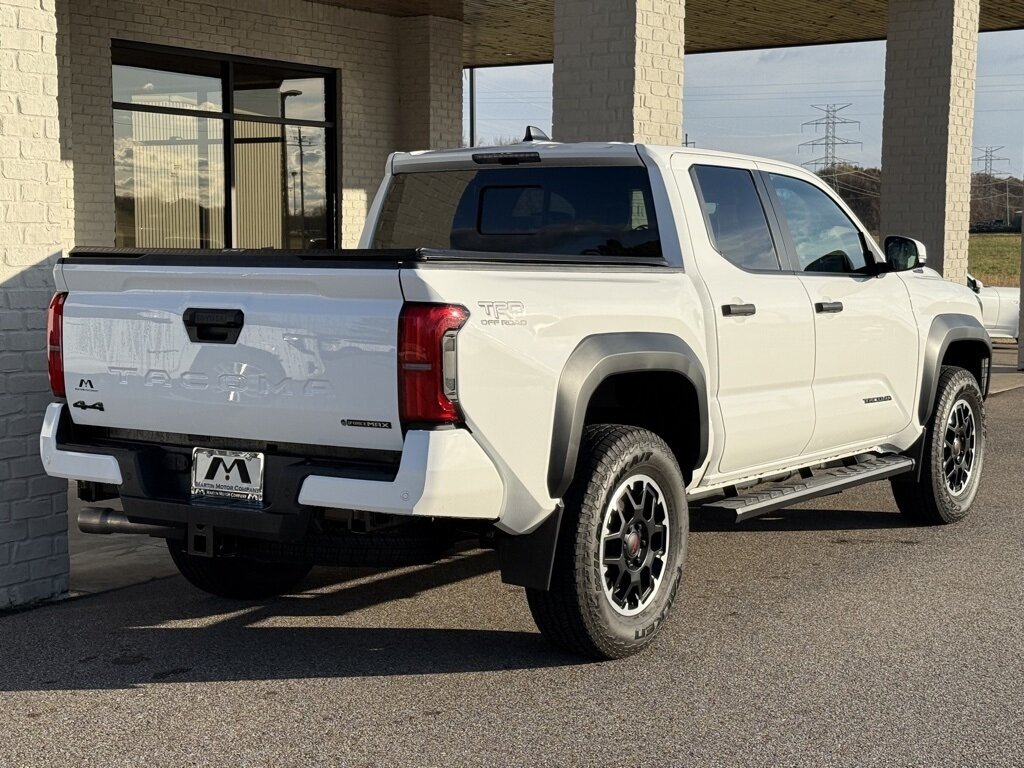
{"left": 967, "top": 276, "right": 984, "bottom": 293}
{"left": 884, "top": 235, "right": 927, "bottom": 272}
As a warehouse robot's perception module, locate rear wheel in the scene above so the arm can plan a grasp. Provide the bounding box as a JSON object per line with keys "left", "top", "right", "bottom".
{"left": 167, "top": 541, "right": 313, "bottom": 599}
{"left": 527, "top": 425, "right": 687, "bottom": 659}
{"left": 891, "top": 366, "right": 985, "bottom": 524}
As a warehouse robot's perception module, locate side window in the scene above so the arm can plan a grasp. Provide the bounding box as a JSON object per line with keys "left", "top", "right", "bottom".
{"left": 768, "top": 174, "right": 869, "bottom": 274}
{"left": 691, "top": 166, "right": 780, "bottom": 271}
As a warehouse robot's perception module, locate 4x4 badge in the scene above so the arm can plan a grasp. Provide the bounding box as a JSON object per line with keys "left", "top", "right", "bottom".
{"left": 72, "top": 401, "right": 105, "bottom": 411}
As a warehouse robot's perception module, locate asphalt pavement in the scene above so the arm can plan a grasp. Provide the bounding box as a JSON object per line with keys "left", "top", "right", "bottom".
{"left": 3, "top": 387, "right": 1024, "bottom": 767}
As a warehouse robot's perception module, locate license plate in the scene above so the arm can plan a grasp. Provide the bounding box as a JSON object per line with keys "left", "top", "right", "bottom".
{"left": 191, "top": 448, "right": 264, "bottom": 504}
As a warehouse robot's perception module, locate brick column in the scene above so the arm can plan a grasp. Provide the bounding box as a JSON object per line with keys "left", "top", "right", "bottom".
{"left": 396, "top": 16, "right": 463, "bottom": 150}
{"left": 880, "top": 0, "right": 979, "bottom": 283}
{"left": 1, "top": 0, "right": 70, "bottom": 609}
{"left": 1018, "top": 226, "right": 1023, "bottom": 371}
{"left": 552, "top": 0, "right": 684, "bottom": 144}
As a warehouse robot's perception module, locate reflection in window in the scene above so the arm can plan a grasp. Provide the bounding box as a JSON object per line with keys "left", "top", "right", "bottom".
{"left": 235, "top": 123, "right": 328, "bottom": 248}
{"left": 112, "top": 46, "right": 334, "bottom": 249}
{"left": 113, "top": 109, "right": 225, "bottom": 248}
{"left": 769, "top": 174, "right": 868, "bottom": 273}
{"left": 692, "top": 165, "right": 779, "bottom": 271}
{"left": 112, "top": 64, "right": 222, "bottom": 112}
{"left": 630, "top": 189, "right": 650, "bottom": 230}
{"left": 233, "top": 65, "right": 326, "bottom": 122}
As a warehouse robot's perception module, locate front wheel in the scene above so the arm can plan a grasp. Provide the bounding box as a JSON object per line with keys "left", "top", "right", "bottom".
{"left": 527, "top": 425, "right": 688, "bottom": 659}
{"left": 891, "top": 366, "right": 985, "bottom": 525}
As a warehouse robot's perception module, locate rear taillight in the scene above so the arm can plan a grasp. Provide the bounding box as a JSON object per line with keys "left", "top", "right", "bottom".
{"left": 398, "top": 303, "right": 468, "bottom": 426}
{"left": 47, "top": 292, "right": 67, "bottom": 397}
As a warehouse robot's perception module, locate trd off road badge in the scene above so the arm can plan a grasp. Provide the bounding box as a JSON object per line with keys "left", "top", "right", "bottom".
{"left": 477, "top": 300, "right": 527, "bottom": 326}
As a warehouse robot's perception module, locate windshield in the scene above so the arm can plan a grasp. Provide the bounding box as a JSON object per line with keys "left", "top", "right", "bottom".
{"left": 372, "top": 166, "right": 661, "bottom": 259}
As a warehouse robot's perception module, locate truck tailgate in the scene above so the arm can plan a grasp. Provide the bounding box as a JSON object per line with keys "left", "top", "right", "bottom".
{"left": 57, "top": 259, "right": 405, "bottom": 451}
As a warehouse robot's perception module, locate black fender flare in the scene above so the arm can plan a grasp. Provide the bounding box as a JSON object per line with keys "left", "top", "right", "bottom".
{"left": 546, "top": 332, "right": 709, "bottom": 499}
{"left": 918, "top": 314, "right": 991, "bottom": 424}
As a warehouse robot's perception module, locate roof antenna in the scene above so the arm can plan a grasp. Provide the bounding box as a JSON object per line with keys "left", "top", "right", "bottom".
{"left": 523, "top": 125, "right": 550, "bottom": 142}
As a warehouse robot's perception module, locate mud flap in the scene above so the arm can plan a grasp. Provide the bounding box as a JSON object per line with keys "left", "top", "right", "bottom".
{"left": 496, "top": 506, "right": 563, "bottom": 591}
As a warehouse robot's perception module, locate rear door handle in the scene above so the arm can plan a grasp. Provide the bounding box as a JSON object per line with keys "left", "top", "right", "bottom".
{"left": 183, "top": 308, "right": 245, "bottom": 344}
{"left": 815, "top": 301, "right": 844, "bottom": 314}
{"left": 722, "top": 303, "right": 756, "bottom": 317}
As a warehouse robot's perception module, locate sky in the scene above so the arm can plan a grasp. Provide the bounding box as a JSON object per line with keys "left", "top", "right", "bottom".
{"left": 463, "top": 30, "right": 1024, "bottom": 176}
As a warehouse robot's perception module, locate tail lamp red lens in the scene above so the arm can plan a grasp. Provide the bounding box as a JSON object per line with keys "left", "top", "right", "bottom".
{"left": 47, "top": 292, "right": 68, "bottom": 397}
{"left": 398, "top": 303, "right": 468, "bottom": 425}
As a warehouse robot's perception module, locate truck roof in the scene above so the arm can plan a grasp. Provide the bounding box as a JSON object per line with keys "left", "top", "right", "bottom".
{"left": 391, "top": 141, "right": 809, "bottom": 175}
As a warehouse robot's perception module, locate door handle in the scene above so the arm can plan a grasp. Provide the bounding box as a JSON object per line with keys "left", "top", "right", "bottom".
{"left": 722, "top": 303, "right": 756, "bottom": 317}
{"left": 815, "top": 301, "right": 844, "bottom": 314}
{"left": 182, "top": 308, "right": 245, "bottom": 344}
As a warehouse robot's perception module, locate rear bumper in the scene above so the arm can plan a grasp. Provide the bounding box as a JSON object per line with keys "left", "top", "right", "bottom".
{"left": 40, "top": 404, "right": 123, "bottom": 485}
{"left": 298, "top": 429, "right": 503, "bottom": 519}
{"left": 40, "top": 403, "right": 504, "bottom": 540}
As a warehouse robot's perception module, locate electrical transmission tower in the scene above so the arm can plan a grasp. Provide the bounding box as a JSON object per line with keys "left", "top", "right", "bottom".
{"left": 799, "top": 104, "right": 862, "bottom": 188}
{"left": 972, "top": 146, "right": 1013, "bottom": 226}
{"left": 973, "top": 146, "right": 1008, "bottom": 177}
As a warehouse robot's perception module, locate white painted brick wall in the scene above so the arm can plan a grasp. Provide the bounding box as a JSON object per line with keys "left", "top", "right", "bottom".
{"left": 1, "top": 0, "right": 465, "bottom": 610}
{"left": 552, "top": 0, "right": 684, "bottom": 144}
{"left": 1, "top": 0, "right": 70, "bottom": 610}
{"left": 880, "top": 0, "right": 979, "bottom": 283}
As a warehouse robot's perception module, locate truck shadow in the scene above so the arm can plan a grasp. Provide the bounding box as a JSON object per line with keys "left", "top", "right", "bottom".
{"left": 0, "top": 549, "right": 583, "bottom": 692}
{"left": 691, "top": 506, "right": 911, "bottom": 532}
{"left": 1, "top": 503, "right": 921, "bottom": 693}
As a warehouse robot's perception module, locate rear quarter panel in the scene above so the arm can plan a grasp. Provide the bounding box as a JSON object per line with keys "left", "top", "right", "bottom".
{"left": 400, "top": 266, "right": 707, "bottom": 534}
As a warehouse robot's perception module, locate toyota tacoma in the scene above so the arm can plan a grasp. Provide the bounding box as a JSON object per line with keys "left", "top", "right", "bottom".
{"left": 41, "top": 139, "right": 991, "bottom": 658}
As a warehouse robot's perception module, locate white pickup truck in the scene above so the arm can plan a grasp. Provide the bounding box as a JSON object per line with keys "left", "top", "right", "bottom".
{"left": 41, "top": 140, "right": 991, "bottom": 659}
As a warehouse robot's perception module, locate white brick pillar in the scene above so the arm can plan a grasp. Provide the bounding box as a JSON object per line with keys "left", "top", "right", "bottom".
{"left": 0, "top": 0, "right": 70, "bottom": 609}
{"left": 1018, "top": 229, "right": 1023, "bottom": 371}
{"left": 552, "top": 0, "right": 684, "bottom": 144}
{"left": 396, "top": 16, "right": 463, "bottom": 150}
{"left": 880, "top": 0, "right": 979, "bottom": 283}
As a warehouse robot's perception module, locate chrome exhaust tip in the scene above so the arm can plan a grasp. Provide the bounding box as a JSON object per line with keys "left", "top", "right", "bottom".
{"left": 77, "top": 507, "right": 181, "bottom": 538}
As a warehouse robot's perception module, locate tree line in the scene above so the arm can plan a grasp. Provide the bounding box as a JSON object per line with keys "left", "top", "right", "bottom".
{"left": 819, "top": 165, "right": 1023, "bottom": 233}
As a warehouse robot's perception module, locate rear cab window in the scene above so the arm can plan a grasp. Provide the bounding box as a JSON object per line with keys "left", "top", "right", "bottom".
{"left": 690, "top": 165, "right": 781, "bottom": 272}
{"left": 372, "top": 166, "right": 661, "bottom": 260}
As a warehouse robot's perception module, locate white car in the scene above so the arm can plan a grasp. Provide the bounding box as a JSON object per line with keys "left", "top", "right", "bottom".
{"left": 41, "top": 140, "right": 992, "bottom": 659}
{"left": 969, "top": 274, "right": 1019, "bottom": 339}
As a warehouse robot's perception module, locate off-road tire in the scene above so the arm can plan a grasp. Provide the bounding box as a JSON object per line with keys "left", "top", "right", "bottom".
{"left": 167, "top": 541, "right": 313, "bottom": 599}
{"left": 527, "top": 425, "right": 688, "bottom": 659}
{"left": 891, "top": 365, "right": 985, "bottom": 525}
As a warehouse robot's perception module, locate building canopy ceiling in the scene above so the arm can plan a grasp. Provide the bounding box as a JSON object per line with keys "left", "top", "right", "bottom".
{"left": 318, "top": 1, "right": 1024, "bottom": 67}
